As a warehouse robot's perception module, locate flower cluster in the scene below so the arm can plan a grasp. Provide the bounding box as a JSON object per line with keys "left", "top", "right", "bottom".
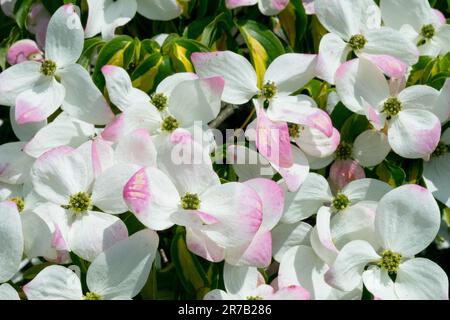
{"left": 0, "top": 0, "right": 449, "bottom": 300}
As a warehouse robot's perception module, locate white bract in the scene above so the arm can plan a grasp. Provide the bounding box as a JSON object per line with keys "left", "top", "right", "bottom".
{"left": 0, "top": 5, "right": 113, "bottom": 126}
{"left": 380, "top": 0, "right": 450, "bottom": 57}
{"left": 325, "top": 185, "right": 449, "bottom": 300}
{"left": 314, "top": 0, "right": 419, "bottom": 84}
{"left": 23, "top": 229, "right": 159, "bottom": 300}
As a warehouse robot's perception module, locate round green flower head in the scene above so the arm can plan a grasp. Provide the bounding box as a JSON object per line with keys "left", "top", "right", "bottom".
{"left": 348, "top": 34, "right": 367, "bottom": 51}
{"left": 62, "top": 192, "right": 92, "bottom": 214}
{"left": 40, "top": 59, "right": 57, "bottom": 76}
{"left": 181, "top": 193, "right": 201, "bottom": 210}
{"left": 332, "top": 193, "right": 350, "bottom": 211}
{"left": 421, "top": 24, "right": 435, "bottom": 39}
{"left": 84, "top": 292, "right": 103, "bottom": 300}
{"left": 247, "top": 296, "right": 263, "bottom": 300}
{"left": 161, "top": 115, "right": 180, "bottom": 132}
{"left": 151, "top": 93, "right": 168, "bottom": 111}
{"left": 10, "top": 197, "right": 25, "bottom": 213}
{"left": 335, "top": 141, "right": 353, "bottom": 160}
{"left": 261, "top": 81, "right": 277, "bottom": 100}
{"left": 432, "top": 142, "right": 448, "bottom": 158}
{"left": 288, "top": 123, "right": 301, "bottom": 139}
{"left": 378, "top": 250, "right": 402, "bottom": 273}
{"left": 383, "top": 97, "right": 402, "bottom": 117}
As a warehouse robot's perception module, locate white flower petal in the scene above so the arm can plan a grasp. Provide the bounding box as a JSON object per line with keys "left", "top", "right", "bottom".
{"left": 68, "top": 210, "right": 128, "bottom": 262}
{"left": 353, "top": 130, "right": 391, "bottom": 167}
{"left": 191, "top": 51, "right": 259, "bottom": 105}
{"left": 0, "top": 61, "right": 41, "bottom": 106}
{"left": 0, "top": 201, "right": 23, "bottom": 283}
{"left": 272, "top": 221, "right": 312, "bottom": 262}
{"left": 0, "top": 283, "right": 20, "bottom": 300}
{"left": 375, "top": 184, "right": 440, "bottom": 257}
{"left": 45, "top": 5, "right": 84, "bottom": 67}
{"left": 23, "top": 265, "right": 82, "bottom": 300}
{"left": 395, "top": 258, "right": 449, "bottom": 300}
{"left": 87, "top": 229, "right": 159, "bottom": 299}
{"left": 325, "top": 240, "right": 380, "bottom": 292}
{"left": 59, "top": 64, "right": 114, "bottom": 125}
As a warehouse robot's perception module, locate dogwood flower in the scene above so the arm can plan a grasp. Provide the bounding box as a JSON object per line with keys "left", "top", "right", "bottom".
{"left": 27, "top": 3, "right": 50, "bottom": 48}
{"left": 329, "top": 159, "right": 366, "bottom": 190}
{"left": 204, "top": 264, "right": 310, "bottom": 300}
{"left": 281, "top": 172, "right": 391, "bottom": 224}
{"left": 192, "top": 51, "right": 334, "bottom": 167}
{"left": 325, "top": 185, "right": 449, "bottom": 300}
{"left": 314, "top": 0, "right": 419, "bottom": 84}
{"left": 30, "top": 144, "right": 129, "bottom": 261}
{"left": 225, "top": 0, "right": 289, "bottom": 16}
{"left": 0, "top": 5, "right": 113, "bottom": 125}
{"left": 24, "top": 229, "right": 159, "bottom": 300}
{"left": 423, "top": 127, "right": 450, "bottom": 208}
{"left": 85, "top": 0, "right": 186, "bottom": 39}
{"left": 380, "top": 0, "right": 450, "bottom": 57}
{"left": 123, "top": 133, "right": 263, "bottom": 263}
{"left": 336, "top": 57, "right": 442, "bottom": 159}
{"left": 101, "top": 65, "right": 224, "bottom": 143}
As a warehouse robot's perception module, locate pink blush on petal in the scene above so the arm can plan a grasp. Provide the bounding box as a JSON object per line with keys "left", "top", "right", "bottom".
{"left": 123, "top": 167, "right": 151, "bottom": 215}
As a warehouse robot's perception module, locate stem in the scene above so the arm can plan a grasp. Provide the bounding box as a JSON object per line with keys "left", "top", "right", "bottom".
{"left": 209, "top": 104, "right": 236, "bottom": 129}
{"left": 240, "top": 107, "right": 256, "bottom": 129}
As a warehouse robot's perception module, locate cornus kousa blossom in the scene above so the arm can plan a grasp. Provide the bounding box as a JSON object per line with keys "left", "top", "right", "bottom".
{"left": 85, "top": 0, "right": 187, "bottom": 39}
{"left": 0, "top": 5, "right": 113, "bottom": 125}
{"left": 204, "top": 264, "right": 310, "bottom": 300}
{"left": 30, "top": 144, "right": 129, "bottom": 262}
{"left": 192, "top": 50, "right": 335, "bottom": 167}
{"left": 225, "top": 0, "right": 289, "bottom": 16}
{"left": 325, "top": 185, "right": 449, "bottom": 300}
{"left": 101, "top": 65, "right": 224, "bottom": 143}
{"left": 336, "top": 57, "right": 444, "bottom": 159}
{"left": 314, "top": 0, "right": 419, "bottom": 84}
{"left": 24, "top": 230, "right": 159, "bottom": 300}
{"left": 380, "top": 0, "right": 450, "bottom": 57}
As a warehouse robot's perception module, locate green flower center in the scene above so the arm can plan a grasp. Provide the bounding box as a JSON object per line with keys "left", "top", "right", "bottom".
{"left": 432, "top": 142, "right": 448, "bottom": 158}
{"left": 348, "top": 34, "right": 367, "bottom": 51}
{"left": 161, "top": 115, "right": 180, "bottom": 133}
{"left": 246, "top": 296, "right": 263, "bottom": 300}
{"left": 332, "top": 193, "right": 350, "bottom": 211}
{"left": 84, "top": 292, "right": 103, "bottom": 300}
{"left": 288, "top": 123, "right": 301, "bottom": 139}
{"left": 261, "top": 81, "right": 277, "bottom": 100}
{"left": 335, "top": 141, "right": 353, "bottom": 160}
{"left": 62, "top": 192, "right": 92, "bottom": 214}
{"left": 378, "top": 250, "right": 402, "bottom": 273}
{"left": 382, "top": 97, "right": 402, "bottom": 117}
{"left": 151, "top": 93, "right": 168, "bottom": 111}
{"left": 40, "top": 59, "right": 57, "bottom": 76}
{"left": 181, "top": 193, "right": 201, "bottom": 210}
{"left": 421, "top": 24, "right": 435, "bottom": 40}
{"left": 10, "top": 197, "right": 25, "bottom": 213}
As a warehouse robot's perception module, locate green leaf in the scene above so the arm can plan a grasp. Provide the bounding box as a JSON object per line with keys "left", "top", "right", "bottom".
{"left": 376, "top": 161, "right": 406, "bottom": 187}
{"left": 92, "top": 35, "right": 133, "bottom": 89}
{"left": 13, "top": 0, "right": 34, "bottom": 29}
{"left": 78, "top": 37, "right": 105, "bottom": 69}
{"left": 171, "top": 227, "right": 211, "bottom": 299}
{"left": 278, "top": 0, "right": 308, "bottom": 50}
{"left": 340, "top": 114, "right": 370, "bottom": 143}
{"left": 237, "top": 19, "right": 285, "bottom": 87}
{"left": 22, "top": 262, "right": 54, "bottom": 280}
